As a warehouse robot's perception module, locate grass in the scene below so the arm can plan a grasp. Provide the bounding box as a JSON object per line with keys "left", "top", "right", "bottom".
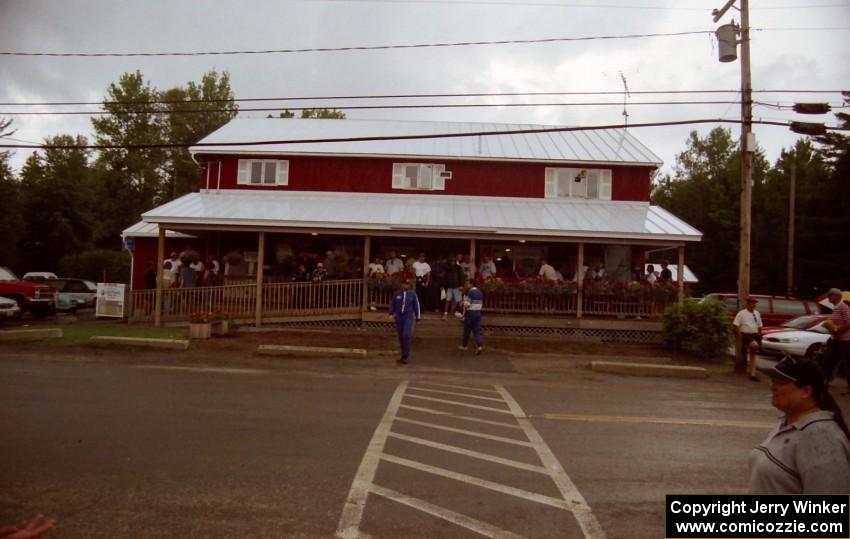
{"left": 1, "top": 321, "right": 186, "bottom": 347}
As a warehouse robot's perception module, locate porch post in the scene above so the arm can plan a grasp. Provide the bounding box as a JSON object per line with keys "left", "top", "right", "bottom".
{"left": 576, "top": 241, "right": 584, "bottom": 319}
{"left": 677, "top": 245, "right": 685, "bottom": 304}
{"left": 154, "top": 226, "right": 165, "bottom": 327}
{"left": 255, "top": 231, "right": 265, "bottom": 327}
{"left": 362, "top": 235, "right": 371, "bottom": 312}
{"left": 469, "top": 238, "right": 477, "bottom": 278}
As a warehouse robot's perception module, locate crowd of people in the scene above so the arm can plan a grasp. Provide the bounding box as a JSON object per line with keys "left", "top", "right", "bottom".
{"left": 144, "top": 252, "right": 222, "bottom": 289}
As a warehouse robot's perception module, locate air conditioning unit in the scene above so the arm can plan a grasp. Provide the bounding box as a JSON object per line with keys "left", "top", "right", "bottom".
{"left": 439, "top": 170, "right": 453, "bottom": 180}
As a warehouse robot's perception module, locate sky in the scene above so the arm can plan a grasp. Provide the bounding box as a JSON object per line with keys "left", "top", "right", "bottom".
{"left": 1, "top": 0, "right": 848, "bottom": 176}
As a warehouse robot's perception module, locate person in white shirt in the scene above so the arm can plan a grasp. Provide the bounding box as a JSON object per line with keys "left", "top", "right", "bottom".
{"left": 412, "top": 253, "right": 432, "bottom": 309}
{"left": 368, "top": 257, "right": 385, "bottom": 276}
{"left": 538, "top": 260, "right": 557, "bottom": 281}
{"left": 384, "top": 250, "right": 404, "bottom": 276}
{"left": 733, "top": 297, "right": 764, "bottom": 381}
{"left": 645, "top": 264, "right": 658, "bottom": 283}
{"left": 479, "top": 255, "right": 497, "bottom": 280}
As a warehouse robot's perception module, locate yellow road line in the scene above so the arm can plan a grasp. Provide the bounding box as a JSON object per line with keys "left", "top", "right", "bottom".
{"left": 541, "top": 413, "right": 774, "bottom": 429}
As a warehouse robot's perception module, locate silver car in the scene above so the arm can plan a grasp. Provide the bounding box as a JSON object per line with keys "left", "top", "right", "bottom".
{"left": 0, "top": 295, "right": 22, "bottom": 319}
{"left": 760, "top": 320, "right": 832, "bottom": 359}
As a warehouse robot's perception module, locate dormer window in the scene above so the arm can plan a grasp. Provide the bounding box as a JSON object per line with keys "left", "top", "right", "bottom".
{"left": 545, "top": 168, "right": 612, "bottom": 200}
{"left": 392, "top": 163, "right": 449, "bottom": 191}
{"left": 237, "top": 159, "right": 289, "bottom": 186}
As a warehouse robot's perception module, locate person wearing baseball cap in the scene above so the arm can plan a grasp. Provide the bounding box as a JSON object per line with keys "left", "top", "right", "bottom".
{"left": 748, "top": 355, "right": 850, "bottom": 493}
{"left": 823, "top": 288, "right": 850, "bottom": 394}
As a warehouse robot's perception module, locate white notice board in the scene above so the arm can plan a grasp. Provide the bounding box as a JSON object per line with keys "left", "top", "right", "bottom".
{"left": 96, "top": 283, "right": 126, "bottom": 318}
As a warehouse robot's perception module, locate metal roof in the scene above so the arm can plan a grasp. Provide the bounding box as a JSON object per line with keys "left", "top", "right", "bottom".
{"left": 121, "top": 221, "right": 195, "bottom": 239}
{"left": 142, "top": 190, "right": 701, "bottom": 243}
{"left": 190, "top": 118, "right": 663, "bottom": 166}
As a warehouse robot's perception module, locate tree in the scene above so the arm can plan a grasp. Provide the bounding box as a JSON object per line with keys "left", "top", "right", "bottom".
{"left": 270, "top": 108, "right": 346, "bottom": 119}
{"left": 0, "top": 119, "right": 21, "bottom": 269}
{"left": 17, "top": 135, "right": 95, "bottom": 270}
{"left": 91, "top": 71, "right": 166, "bottom": 242}
{"left": 160, "top": 69, "right": 237, "bottom": 200}
{"left": 653, "top": 127, "right": 769, "bottom": 293}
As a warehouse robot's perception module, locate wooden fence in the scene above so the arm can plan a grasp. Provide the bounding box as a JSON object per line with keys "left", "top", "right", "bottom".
{"left": 130, "top": 279, "right": 362, "bottom": 323}
{"left": 130, "top": 279, "right": 677, "bottom": 323}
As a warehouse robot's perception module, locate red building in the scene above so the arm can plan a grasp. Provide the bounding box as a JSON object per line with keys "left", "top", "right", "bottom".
{"left": 123, "top": 118, "right": 701, "bottom": 338}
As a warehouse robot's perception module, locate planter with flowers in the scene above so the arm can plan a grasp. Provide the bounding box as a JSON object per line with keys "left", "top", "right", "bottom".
{"left": 189, "top": 311, "right": 213, "bottom": 339}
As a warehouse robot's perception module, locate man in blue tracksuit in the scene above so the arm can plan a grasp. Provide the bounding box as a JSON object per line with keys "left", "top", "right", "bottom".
{"left": 458, "top": 279, "right": 484, "bottom": 355}
{"left": 389, "top": 278, "right": 421, "bottom": 364}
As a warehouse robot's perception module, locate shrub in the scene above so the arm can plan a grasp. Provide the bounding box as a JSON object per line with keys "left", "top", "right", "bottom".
{"left": 58, "top": 249, "right": 131, "bottom": 283}
{"left": 662, "top": 297, "right": 733, "bottom": 359}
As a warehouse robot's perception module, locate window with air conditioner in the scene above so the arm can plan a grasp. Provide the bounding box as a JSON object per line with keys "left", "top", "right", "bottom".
{"left": 392, "top": 163, "right": 448, "bottom": 191}
{"left": 544, "top": 168, "right": 612, "bottom": 200}
{"left": 237, "top": 159, "right": 289, "bottom": 186}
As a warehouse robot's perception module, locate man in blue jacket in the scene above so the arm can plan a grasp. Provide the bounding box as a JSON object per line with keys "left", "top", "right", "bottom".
{"left": 389, "top": 278, "right": 421, "bottom": 364}
{"left": 458, "top": 279, "right": 484, "bottom": 355}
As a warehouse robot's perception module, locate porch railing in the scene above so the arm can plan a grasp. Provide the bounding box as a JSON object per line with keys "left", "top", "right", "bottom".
{"left": 130, "top": 278, "right": 679, "bottom": 323}
{"left": 129, "top": 278, "right": 362, "bottom": 323}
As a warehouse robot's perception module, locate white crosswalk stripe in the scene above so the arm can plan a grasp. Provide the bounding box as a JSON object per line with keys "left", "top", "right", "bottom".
{"left": 335, "top": 380, "right": 606, "bottom": 539}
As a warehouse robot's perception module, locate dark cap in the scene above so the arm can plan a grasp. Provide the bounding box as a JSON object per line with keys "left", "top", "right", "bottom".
{"left": 759, "top": 355, "right": 826, "bottom": 389}
{"left": 746, "top": 297, "right": 758, "bottom": 304}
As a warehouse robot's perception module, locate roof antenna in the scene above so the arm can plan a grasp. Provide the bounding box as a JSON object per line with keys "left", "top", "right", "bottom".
{"left": 620, "top": 71, "right": 631, "bottom": 129}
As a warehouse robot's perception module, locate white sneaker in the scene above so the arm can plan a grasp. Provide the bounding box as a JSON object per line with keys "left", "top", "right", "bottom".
{"left": 442, "top": 313, "right": 448, "bottom": 320}
{"left": 454, "top": 311, "right": 463, "bottom": 318}
{"left": 457, "top": 345, "right": 468, "bottom": 351}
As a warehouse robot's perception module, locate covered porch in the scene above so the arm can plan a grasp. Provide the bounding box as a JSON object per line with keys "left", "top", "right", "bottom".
{"left": 125, "top": 190, "right": 701, "bottom": 331}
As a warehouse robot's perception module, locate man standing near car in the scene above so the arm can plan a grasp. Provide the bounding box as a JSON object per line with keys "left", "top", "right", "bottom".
{"left": 824, "top": 288, "right": 850, "bottom": 394}
{"left": 733, "top": 297, "right": 763, "bottom": 382}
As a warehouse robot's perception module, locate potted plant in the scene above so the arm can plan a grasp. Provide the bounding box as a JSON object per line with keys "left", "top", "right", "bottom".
{"left": 211, "top": 310, "right": 231, "bottom": 336}
{"left": 189, "top": 311, "right": 213, "bottom": 339}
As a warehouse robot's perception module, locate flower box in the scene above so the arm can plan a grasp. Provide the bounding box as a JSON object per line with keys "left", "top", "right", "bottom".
{"left": 189, "top": 322, "right": 212, "bottom": 339}
{"left": 211, "top": 319, "right": 229, "bottom": 336}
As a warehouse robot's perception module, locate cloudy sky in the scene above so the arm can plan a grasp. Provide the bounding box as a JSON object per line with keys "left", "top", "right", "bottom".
{"left": 1, "top": 0, "right": 848, "bottom": 175}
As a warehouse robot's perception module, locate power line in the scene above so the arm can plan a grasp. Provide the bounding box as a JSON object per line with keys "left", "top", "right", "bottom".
{"left": 5, "top": 99, "right": 849, "bottom": 117}
{"left": 308, "top": 0, "right": 850, "bottom": 11}
{"left": 2, "top": 89, "right": 844, "bottom": 108}
{"left": 0, "top": 30, "right": 712, "bottom": 57}
{"left": 0, "top": 118, "right": 845, "bottom": 151}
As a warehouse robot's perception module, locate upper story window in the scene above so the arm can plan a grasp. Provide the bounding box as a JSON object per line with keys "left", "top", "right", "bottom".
{"left": 237, "top": 159, "right": 289, "bottom": 186}
{"left": 544, "top": 167, "right": 612, "bottom": 200}
{"left": 392, "top": 163, "right": 450, "bottom": 191}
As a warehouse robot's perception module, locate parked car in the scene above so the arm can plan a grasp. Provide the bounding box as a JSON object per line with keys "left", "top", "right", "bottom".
{"left": 46, "top": 278, "right": 97, "bottom": 311}
{"left": 0, "top": 295, "right": 22, "bottom": 320}
{"left": 0, "top": 267, "right": 56, "bottom": 318}
{"left": 22, "top": 271, "right": 59, "bottom": 282}
{"left": 760, "top": 314, "right": 829, "bottom": 337}
{"left": 704, "top": 293, "right": 819, "bottom": 326}
{"left": 760, "top": 319, "right": 832, "bottom": 359}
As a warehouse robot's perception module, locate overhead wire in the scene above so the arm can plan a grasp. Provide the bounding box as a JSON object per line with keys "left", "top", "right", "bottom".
{"left": 0, "top": 30, "right": 715, "bottom": 57}
{"left": 1, "top": 89, "right": 845, "bottom": 108}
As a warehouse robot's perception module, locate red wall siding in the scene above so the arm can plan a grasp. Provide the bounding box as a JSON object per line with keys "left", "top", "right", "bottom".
{"left": 195, "top": 154, "right": 652, "bottom": 201}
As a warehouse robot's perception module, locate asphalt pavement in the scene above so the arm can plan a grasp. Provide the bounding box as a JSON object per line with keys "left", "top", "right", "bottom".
{"left": 0, "top": 343, "right": 811, "bottom": 538}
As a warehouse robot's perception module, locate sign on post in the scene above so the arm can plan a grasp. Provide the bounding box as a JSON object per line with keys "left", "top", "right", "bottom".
{"left": 96, "top": 283, "right": 126, "bottom": 318}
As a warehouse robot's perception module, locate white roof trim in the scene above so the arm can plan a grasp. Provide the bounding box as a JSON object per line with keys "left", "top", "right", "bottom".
{"left": 121, "top": 221, "right": 195, "bottom": 239}
{"left": 142, "top": 190, "right": 701, "bottom": 243}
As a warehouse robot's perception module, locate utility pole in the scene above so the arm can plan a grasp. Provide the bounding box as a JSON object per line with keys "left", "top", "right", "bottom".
{"left": 713, "top": 0, "right": 753, "bottom": 312}
{"left": 714, "top": 0, "right": 753, "bottom": 373}
{"left": 737, "top": 0, "right": 753, "bottom": 317}
{"left": 787, "top": 163, "right": 796, "bottom": 296}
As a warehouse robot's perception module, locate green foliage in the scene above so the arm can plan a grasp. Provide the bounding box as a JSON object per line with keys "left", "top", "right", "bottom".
{"left": 271, "top": 108, "right": 346, "bottom": 119}
{"left": 662, "top": 297, "right": 733, "bottom": 359}
{"left": 0, "top": 143, "right": 21, "bottom": 269}
{"left": 58, "top": 249, "right": 131, "bottom": 283}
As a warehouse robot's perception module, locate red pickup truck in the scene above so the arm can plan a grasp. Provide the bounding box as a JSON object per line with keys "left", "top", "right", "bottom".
{"left": 0, "top": 266, "right": 56, "bottom": 319}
